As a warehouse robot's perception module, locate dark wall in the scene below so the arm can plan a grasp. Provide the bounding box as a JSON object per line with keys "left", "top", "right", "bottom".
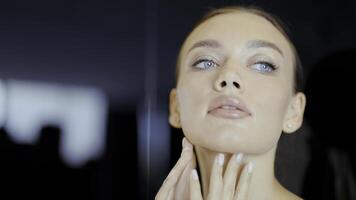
{"left": 0, "top": 0, "right": 355, "bottom": 199}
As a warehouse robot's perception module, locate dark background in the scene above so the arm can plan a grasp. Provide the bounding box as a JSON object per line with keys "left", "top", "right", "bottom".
{"left": 0, "top": 0, "right": 355, "bottom": 199}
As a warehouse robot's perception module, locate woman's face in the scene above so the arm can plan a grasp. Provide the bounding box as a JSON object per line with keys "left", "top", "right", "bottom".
{"left": 171, "top": 12, "right": 304, "bottom": 154}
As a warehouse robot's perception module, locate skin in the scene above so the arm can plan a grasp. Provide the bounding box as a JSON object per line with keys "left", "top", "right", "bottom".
{"left": 157, "top": 11, "right": 306, "bottom": 200}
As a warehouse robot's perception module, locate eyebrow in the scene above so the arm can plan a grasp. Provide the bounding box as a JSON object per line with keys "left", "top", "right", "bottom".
{"left": 187, "top": 39, "right": 284, "bottom": 57}
{"left": 187, "top": 39, "right": 222, "bottom": 54}
{"left": 246, "top": 40, "right": 284, "bottom": 57}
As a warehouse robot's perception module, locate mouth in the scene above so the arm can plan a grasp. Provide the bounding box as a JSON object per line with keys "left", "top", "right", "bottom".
{"left": 208, "top": 96, "right": 252, "bottom": 119}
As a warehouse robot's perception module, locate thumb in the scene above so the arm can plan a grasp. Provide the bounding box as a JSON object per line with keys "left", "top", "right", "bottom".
{"left": 175, "top": 142, "right": 197, "bottom": 200}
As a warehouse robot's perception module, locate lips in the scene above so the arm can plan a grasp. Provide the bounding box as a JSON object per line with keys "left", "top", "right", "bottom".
{"left": 208, "top": 95, "right": 252, "bottom": 119}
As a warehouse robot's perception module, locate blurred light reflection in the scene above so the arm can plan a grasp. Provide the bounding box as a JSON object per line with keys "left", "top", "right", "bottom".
{"left": 2, "top": 79, "right": 108, "bottom": 167}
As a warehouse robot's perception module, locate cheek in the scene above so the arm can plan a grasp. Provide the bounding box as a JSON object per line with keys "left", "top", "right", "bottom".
{"left": 176, "top": 75, "right": 213, "bottom": 142}
{"left": 247, "top": 70, "right": 291, "bottom": 122}
{"left": 250, "top": 81, "right": 291, "bottom": 144}
{"left": 177, "top": 79, "right": 207, "bottom": 124}
{"left": 228, "top": 79, "right": 291, "bottom": 153}
{"left": 175, "top": 70, "right": 292, "bottom": 154}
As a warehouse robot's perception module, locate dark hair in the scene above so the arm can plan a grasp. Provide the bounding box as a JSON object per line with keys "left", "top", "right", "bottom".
{"left": 175, "top": 6, "right": 304, "bottom": 93}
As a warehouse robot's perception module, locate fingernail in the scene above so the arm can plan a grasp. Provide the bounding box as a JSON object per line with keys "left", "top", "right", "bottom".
{"left": 182, "top": 137, "right": 192, "bottom": 150}
{"left": 182, "top": 137, "right": 187, "bottom": 148}
{"left": 191, "top": 169, "right": 199, "bottom": 180}
{"left": 235, "top": 153, "right": 243, "bottom": 163}
{"left": 247, "top": 162, "right": 254, "bottom": 173}
{"left": 217, "top": 153, "right": 225, "bottom": 166}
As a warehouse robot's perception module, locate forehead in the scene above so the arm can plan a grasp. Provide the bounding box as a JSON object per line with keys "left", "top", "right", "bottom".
{"left": 181, "top": 12, "right": 294, "bottom": 60}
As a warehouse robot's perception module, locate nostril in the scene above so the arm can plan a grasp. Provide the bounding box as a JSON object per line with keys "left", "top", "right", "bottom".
{"left": 220, "top": 81, "right": 227, "bottom": 87}
{"left": 233, "top": 82, "right": 240, "bottom": 88}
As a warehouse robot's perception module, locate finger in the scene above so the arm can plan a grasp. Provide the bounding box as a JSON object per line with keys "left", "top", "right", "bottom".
{"left": 166, "top": 188, "right": 174, "bottom": 200}
{"left": 178, "top": 142, "right": 197, "bottom": 183}
{"left": 190, "top": 169, "right": 203, "bottom": 200}
{"left": 181, "top": 137, "right": 193, "bottom": 154}
{"left": 155, "top": 137, "right": 193, "bottom": 199}
{"left": 155, "top": 170, "right": 178, "bottom": 200}
{"left": 222, "top": 153, "right": 243, "bottom": 200}
{"left": 234, "top": 162, "right": 253, "bottom": 200}
{"left": 207, "top": 153, "right": 224, "bottom": 200}
{"left": 165, "top": 137, "right": 193, "bottom": 183}
{"left": 175, "top": 147, "right": 197, "bottom": 200}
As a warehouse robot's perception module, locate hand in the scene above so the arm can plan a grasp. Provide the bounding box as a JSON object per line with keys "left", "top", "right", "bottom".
{"left": 155, "top": 137, "right": 197, "bottom": 200}
{"left": 190, "top": 153, "right": 253, "bottom": 200}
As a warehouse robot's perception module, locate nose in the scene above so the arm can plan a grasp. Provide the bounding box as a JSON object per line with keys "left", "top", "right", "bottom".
{"left": 214, "top": 69, "right": 243, "bottom": 92}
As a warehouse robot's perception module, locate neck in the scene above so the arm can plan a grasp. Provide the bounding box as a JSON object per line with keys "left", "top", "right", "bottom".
{"left": 195, "top": 145, "right": 281, "bottom": 200}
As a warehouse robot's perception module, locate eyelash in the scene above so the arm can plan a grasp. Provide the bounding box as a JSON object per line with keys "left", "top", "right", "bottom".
{"left": 251, "top": 61, "right": 277, "bottom": 73}
{"left": 192, "top": 59, "right": 278, "bottom": 73}
{"left": 192, "top": 59, "right": 219, "bottom": 70}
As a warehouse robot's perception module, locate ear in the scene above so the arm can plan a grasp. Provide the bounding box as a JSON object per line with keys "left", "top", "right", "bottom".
{"left": 169, "top": 88, "right": 181, "bottom": 128}
{"left": 282, "top": 92, "right": 307, "bottom": 134}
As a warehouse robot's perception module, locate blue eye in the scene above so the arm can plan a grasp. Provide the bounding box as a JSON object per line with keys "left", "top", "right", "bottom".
{"left": 251, "top": 62, "right": 277, "bottom": 73}
{"left": 192, "top": 59, "right": 219, "bottom": 70}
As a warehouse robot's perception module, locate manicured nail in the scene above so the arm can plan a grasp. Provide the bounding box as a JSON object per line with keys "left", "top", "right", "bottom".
{"left": 191, "top": 169, "right": 199, "bottom": 180}
{"left": 182, "top": 137, "right": 187, "bottom": 148}
{"left": 247, "top": 162, "right": 254, "bottom": 173}
{"left": 182, "top": 137, "right": 192, "bottom": 149}
{"left": 235, "top": 153, "right": 243, "bottom": 163}
{"left": 217, "top": 153, "right": 225, "bottom": 166}
{"left": 181, "top": 138, "right": 192, "bottom": 155}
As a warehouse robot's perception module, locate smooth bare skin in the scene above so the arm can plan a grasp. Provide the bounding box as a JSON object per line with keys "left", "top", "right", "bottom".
{"left": 158, "top": 11, "right": 306, "bottom": 200}
{"left": 156, "top": 138, "right": 254, "bottom": 200}
{"left": 156, "top": 138, "right": 197, "bottom": 200}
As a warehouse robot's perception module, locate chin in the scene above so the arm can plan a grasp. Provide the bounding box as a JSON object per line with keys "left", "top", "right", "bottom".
{"left": 210, "top": 143, "right": 276, "bottom": 155}
{"left": 182, "top": 119, "right": 281, "bottom": 154}
{"left": 190, "top": 131, "right": 278, "bottom": 155}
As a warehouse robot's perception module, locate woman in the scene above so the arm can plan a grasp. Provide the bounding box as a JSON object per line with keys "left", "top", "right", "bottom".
{"left": 156, "top": 6, "right": 306, "bottom": 200}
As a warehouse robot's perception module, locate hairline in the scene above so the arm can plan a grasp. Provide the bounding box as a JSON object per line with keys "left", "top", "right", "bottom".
{"left": 175, "top": 7, "right": 303, "bottom": 92}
